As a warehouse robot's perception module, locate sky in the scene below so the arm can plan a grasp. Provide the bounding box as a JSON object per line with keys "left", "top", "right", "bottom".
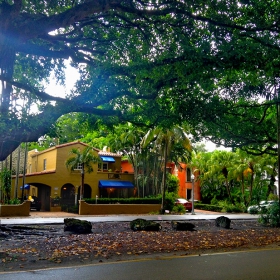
{"left": 201, "top": 141, "right": 230, "bottom": 152}
{"left": 44, "top": 61, "right": 79, "bottom": 98}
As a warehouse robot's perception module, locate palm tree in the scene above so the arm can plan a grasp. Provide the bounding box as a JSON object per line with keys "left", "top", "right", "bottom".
{"left": 109, "top": 123, "right": 146, "bottom": 197}
{"left": 142, "top": 125, "right": 192, "bottom": 213}
{"left": 206, "top": 150, "right": 236, "bottom": 204}
{"left": 65, "top": 146, "right": 100, "bottom": 200}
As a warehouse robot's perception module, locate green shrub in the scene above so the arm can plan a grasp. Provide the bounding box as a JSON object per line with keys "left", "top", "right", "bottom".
{"left": 8, "top": 198, "right": 21, "bottom": 205}
{"left": 84, "top": 197, "right": 161, "bottom": 204}
{"left": 210, "top": 197, "right": 219, "bottom": 205}
{"left": 223, "top": 204, "right": 244, "bottom": 213}
{"left": 248, "top": 206, "right": 259, "bottom": 215}
{"left": 194, "top": 203, "right": 223, "bottom": 212}
{"left": 172, "top": 204, "right": 185, "bottom": 214}
{"left": 218, "top": 201, "right": 245, "bottom": 213}
{"left": 258, "top": 202, "right": 280, "bottom": 227}
{"left": 61, "top": 204, "right": 79, "bottom": 214}
{"left": 67, "top": 205, "right": 79, "bottom": 214}
{"left": 166, "top": 174, "right": 180, "bottom": 194}
{"left": 163, "top": 192, "right": 177, "bottom": 211}
{"left": 267, "top": 193, "right": 279, "bottom": 201}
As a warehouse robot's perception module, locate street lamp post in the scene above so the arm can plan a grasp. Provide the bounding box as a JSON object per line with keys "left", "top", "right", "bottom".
{"left": 191, "top": 174, "right": 195, "bottom": 215}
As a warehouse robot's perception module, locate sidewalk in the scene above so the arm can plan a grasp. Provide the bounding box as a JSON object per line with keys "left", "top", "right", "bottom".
{"left": 0, "top": 210, "right": 257, "bottom": 225}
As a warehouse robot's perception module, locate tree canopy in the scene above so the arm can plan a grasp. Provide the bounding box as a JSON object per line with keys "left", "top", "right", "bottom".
{"left": 1, "top": 0, "right": 280, "bottom": 160}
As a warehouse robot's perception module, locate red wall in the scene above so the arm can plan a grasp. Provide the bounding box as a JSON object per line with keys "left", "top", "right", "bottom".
{"left": 121, "top": 160, "right": 134, "bottom": 173}
{"left": 176, "top": 163, "right": 201, "bottom": 201}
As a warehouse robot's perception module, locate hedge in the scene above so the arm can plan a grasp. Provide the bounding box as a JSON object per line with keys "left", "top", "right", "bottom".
{"left": 84, "top": 197, "right": 161, "bottom": 205}
{"left": 194, "top": 203, "right": 223, "bottom": 212}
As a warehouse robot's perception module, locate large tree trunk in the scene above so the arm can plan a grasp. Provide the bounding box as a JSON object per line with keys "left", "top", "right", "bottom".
{"left": 0, "top": 3, "right": 18, "bottom": 115}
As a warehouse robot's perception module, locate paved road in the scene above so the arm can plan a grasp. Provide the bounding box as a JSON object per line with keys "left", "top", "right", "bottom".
{"left": 0, "top": 210, "right": 257, "bottom": 225}
{"left": 0, "top": 249, "right": 279, "bottom": 279}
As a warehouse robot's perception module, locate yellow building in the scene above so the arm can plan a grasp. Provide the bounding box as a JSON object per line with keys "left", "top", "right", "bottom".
{"left": 12, "top": 141, "right": 134, "bottom": 211}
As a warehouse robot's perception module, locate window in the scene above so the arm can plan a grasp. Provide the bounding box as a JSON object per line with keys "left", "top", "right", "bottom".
{"left": 43, "top": 159, "right": 47, "bottom": 170}
{"left": 186, "top": 168, "right": 191, "bottom": 182}
{"left": 103, "top": 163, "right": 108, "bottom": 170}
{"left": 98, "top": 162, "right": 108, "bottom": 171}
{"left": 75, "top": 163, "right": 82, "bottom": 170}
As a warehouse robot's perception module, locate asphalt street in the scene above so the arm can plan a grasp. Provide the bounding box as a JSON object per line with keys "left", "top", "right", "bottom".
{"left": 1, "top": 249, "right": 279, "bottom": 280}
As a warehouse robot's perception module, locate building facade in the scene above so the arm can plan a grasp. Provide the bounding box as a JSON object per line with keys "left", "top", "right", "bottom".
{"left": 168, "top": 162, "right": 201, "bottom": 201}
{"left": 12, "top": 141, "right": 135, "bottom": 211}
{"left": 119, "top": 160, "right": 201, "bottom": 201}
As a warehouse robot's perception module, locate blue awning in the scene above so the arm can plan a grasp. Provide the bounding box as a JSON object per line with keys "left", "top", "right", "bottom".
{"left": 100, "top": 156, "right": 115, "bottom": 162}
{"left": 20, "top": 184, "right": 30, "bottom": 190}
{"left": 99, "top": 180, "right": 134, "bottom": 188}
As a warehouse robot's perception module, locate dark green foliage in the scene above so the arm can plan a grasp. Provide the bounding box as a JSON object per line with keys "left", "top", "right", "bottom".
{"left": 210, "top": 197, "right": 219, "bottom": 205}
{"left": 248, "top": 206, "right": 259, "bottom": 215}
{"left": 64, "top": 218, "right": 92, "bottom": 233}
{"left": 166, "top": 174, "right": 180, "bottom": 194}
{"left": 1, "top": 168, "right": 11, "bottom": 203}
{"left": 1, "top": 0, "right": 280, "bottom": 162}
{"left": 162, "top": 192, "right": 177, "bottom": 212}
{"left": 62, "top": 205, "right": 79, "bottom": 214}
{"left": 172, "top": 204, "right": 186, "bottom": 214}
{"left": 8, "top": 198, "right": 21, "bottom": 205}
{"left": 219, "top": 201, "right": 245, "bottom": 213}
{"left": 258, "top": 202, "right": 280, "bottom": 227}
{"left": 84, "top": 197, "right": 161, "bottom": 205}
{"left": 200, "top": 184, "right": 228, "bottom": 204}
{"left": 130, "top": 218, "right": 162, "bottom": 231}
{"left": 194, "top": 203, "right": 223, "bottom": 212}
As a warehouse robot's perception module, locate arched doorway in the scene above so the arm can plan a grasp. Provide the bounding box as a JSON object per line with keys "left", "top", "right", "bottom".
{"left": 61, "top": 184, "right": 75, "bottom": 207}
{"left": 27, "top": 183, "right": 51, "bottom": 211}
{"left": 78, "top": 184, "right": 92, "bottom": 199}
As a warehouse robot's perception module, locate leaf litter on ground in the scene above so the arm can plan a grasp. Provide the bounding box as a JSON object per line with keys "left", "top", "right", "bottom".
{"left": 1, "top": 220, "right": 280, "bottom": 271}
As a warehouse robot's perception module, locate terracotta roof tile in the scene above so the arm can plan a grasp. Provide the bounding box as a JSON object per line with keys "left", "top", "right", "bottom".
{"left": 98, "top": 151, "right": 122, "bottom": 157}
{"left": 14, "top": 170, "right": 56, "bottom": 177}
{"left": 30, "top": 141, "right": 101, "bottom": 157}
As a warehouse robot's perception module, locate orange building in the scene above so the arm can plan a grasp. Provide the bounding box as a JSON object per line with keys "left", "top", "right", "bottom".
{"left": 121, "top": 159, "right": 134, "bottom": 173}
{"left": 123, "top": 161, "right": 201, "bottom": 201}
{"left": 167, "top": 162, "right": 201, "bottom": 201}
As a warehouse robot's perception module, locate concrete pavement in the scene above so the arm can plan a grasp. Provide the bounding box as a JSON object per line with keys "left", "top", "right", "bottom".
{"left": 0, "top": 210, "right": 257, "bottom": 225}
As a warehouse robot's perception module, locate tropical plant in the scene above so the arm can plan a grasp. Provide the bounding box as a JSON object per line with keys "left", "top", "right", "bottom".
{"left": 192, "top": 149, "right": 276, "bottom": 206}
{"left": 166, "top": 174, "right": 180, "bottom": 194}
{"left": 8, "top": 198, "right": 21, "bottom": 205}
{"left": 65, "top": 146, "right": 100, "bottom": 200}
{"left": 141, "top": 125, "right": 192, "bottom": 213}
{"left": 109, "top": 123, "right": 145, "bottom": 197}
{"left": 258, "top": 202, "right": 280, "bottom": 227}
{"left": 172, "top": 204, "right": 186, "bottom": 214}
{"left": 1, "top": 167, "right": 12, "bottom": 203}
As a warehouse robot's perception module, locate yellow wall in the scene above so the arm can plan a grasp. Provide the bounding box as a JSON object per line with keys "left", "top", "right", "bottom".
{"left": 11, "top": 142, "right": 134, "bottom": 208}
{"left": 55, "top": 142, "right": 91, "bottom": 173}
{"left": 79, "top": 200, "right": 161, "bottom": 215}
{"left": 29, "top": 148, "right": 57, "bottom": 173}
{"left": 0, "top": 201, "right": 30, "bottom": 217}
